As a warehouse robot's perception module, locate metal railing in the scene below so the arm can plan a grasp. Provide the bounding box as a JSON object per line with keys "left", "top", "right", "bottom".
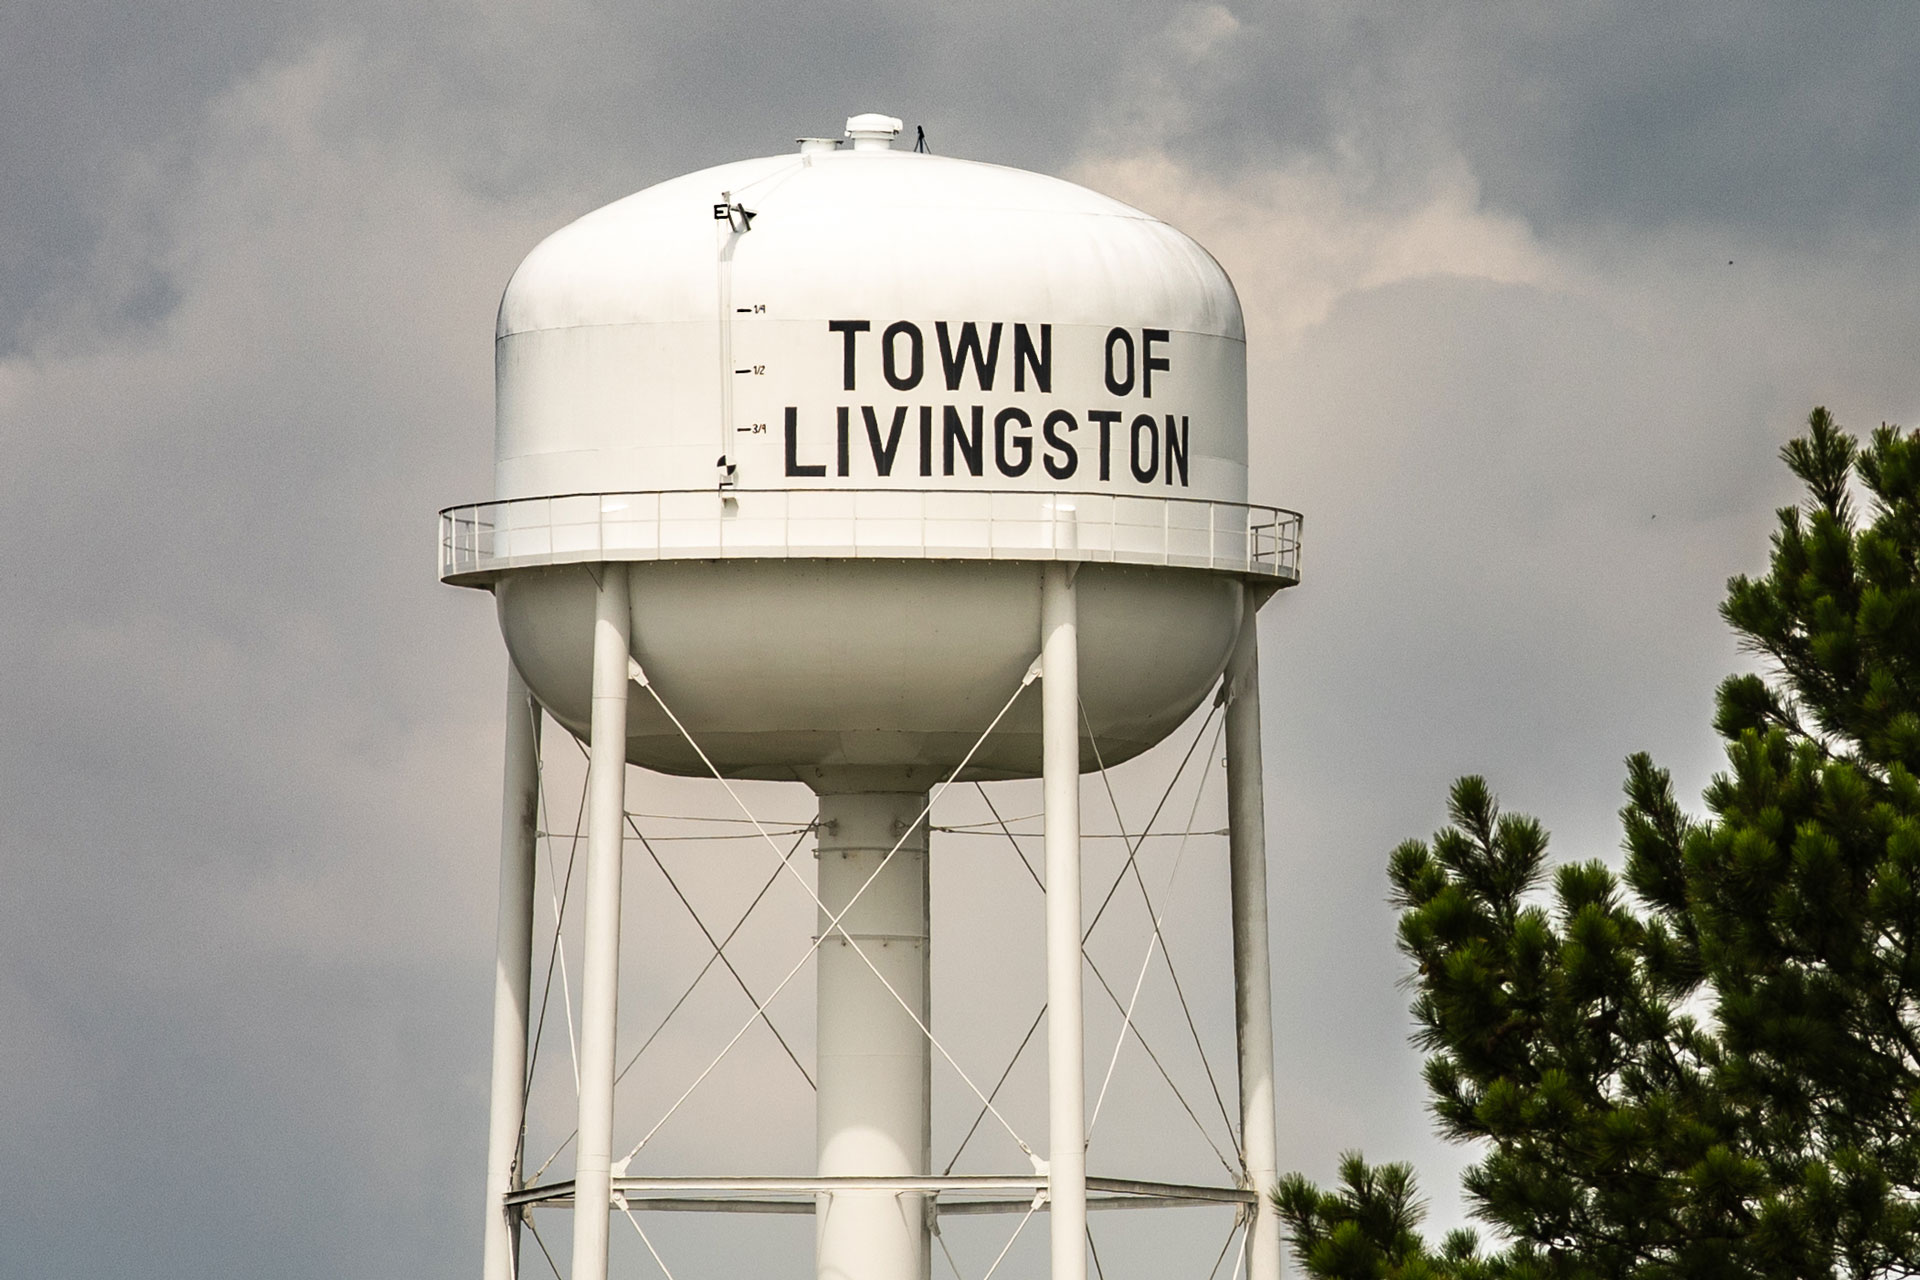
{"left": 504, "top": 1173, "right": 1258, "bottom": 1214}
{"left": 438, "top": 488, "right": 1302, "bottom": 586}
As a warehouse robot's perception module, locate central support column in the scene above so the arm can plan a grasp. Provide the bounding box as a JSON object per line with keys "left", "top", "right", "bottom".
{"left": 815, "top": 788, "right": 933, "bottom": 1280}
{"left": 570, "top": 567, "right": 632, "bottom": 1280}
{"left": 1041, "top": 563, "right": 1088, "bottom": 1280}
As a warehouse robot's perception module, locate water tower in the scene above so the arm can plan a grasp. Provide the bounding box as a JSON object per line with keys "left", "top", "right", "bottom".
{"left": 439, "top": 113, "right": 1301, "bottom": 1280}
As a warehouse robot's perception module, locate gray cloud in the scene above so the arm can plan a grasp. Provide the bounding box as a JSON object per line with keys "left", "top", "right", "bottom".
{"left": 22, "top": 0, "right": 1917, "bottom": 350}
{"left": 7, "top": 4, "right": 1920, "bottom": 1275}
{"left": 1059, "top": 2, "right": 1920, "bottom": 243}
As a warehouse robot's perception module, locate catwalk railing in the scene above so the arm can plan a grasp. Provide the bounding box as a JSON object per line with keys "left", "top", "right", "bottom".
{"left": 439, "top": 489, "right": 1303, "bottom": 586}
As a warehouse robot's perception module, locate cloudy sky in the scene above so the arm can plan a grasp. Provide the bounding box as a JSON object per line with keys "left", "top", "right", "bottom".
{"left": 7, "top": 2, "right": 1920, "bottom": 1277}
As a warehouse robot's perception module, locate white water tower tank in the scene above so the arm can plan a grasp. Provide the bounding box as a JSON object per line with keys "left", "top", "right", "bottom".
{"left": 447, "top": 112, "right": 1286, "bottom": 783}
{"left": 443, "top": 112, "right": 1300, "bottom": 1280}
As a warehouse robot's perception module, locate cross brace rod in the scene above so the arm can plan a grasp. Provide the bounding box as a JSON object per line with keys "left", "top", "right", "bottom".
{"left": 508, "top": 1175, "right": 1255, "bottom": 1211}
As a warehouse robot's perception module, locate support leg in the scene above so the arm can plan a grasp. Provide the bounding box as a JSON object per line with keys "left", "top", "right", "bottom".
{"left": 814, "top": 790, "right": 932, "bottom": 1280}
{"left": 484, "top": 668, "right": 541, "bottom": 1280}
{"left": 1225, "top": 593, "right": 1282, "bottom": 1280}
{"left": 570, "top": 568, "right": 632, "bottom": 1280}
{"left": 1041, "top": 564, "right": 1087, "bottom": 1280}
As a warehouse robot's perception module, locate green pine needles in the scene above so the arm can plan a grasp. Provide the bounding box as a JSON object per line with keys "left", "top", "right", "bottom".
{"left": 1278, "top": 409, "right": 1920, "bottom": 1279}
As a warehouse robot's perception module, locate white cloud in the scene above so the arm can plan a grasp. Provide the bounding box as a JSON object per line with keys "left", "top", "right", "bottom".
{"left": 1076, "top": 146, "right": 1563, "bottom": 342}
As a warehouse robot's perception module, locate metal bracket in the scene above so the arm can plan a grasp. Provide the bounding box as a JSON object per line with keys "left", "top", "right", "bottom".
{"left": 713, "top": 194, "right": 756, "bottom": 232}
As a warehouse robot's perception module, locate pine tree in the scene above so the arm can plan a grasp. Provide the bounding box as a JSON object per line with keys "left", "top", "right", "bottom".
{"left": 1663, "top": 410, "right": 1920, "bottom": 1274}
{"left": 1274, "top": 1153, "right": 1498, "bottom": 1280}
{"left": 1277, "top": 410, "right": 1920, "bottom": 1279}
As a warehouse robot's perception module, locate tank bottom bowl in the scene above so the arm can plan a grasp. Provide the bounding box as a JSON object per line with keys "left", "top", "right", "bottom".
{"left": 495, "top": 557, "right": 1245, "bottom": 784}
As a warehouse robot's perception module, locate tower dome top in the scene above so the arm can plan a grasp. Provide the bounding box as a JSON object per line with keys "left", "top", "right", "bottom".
{"left": 497, "top": 147, "right": 1244, "bottom": 345}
